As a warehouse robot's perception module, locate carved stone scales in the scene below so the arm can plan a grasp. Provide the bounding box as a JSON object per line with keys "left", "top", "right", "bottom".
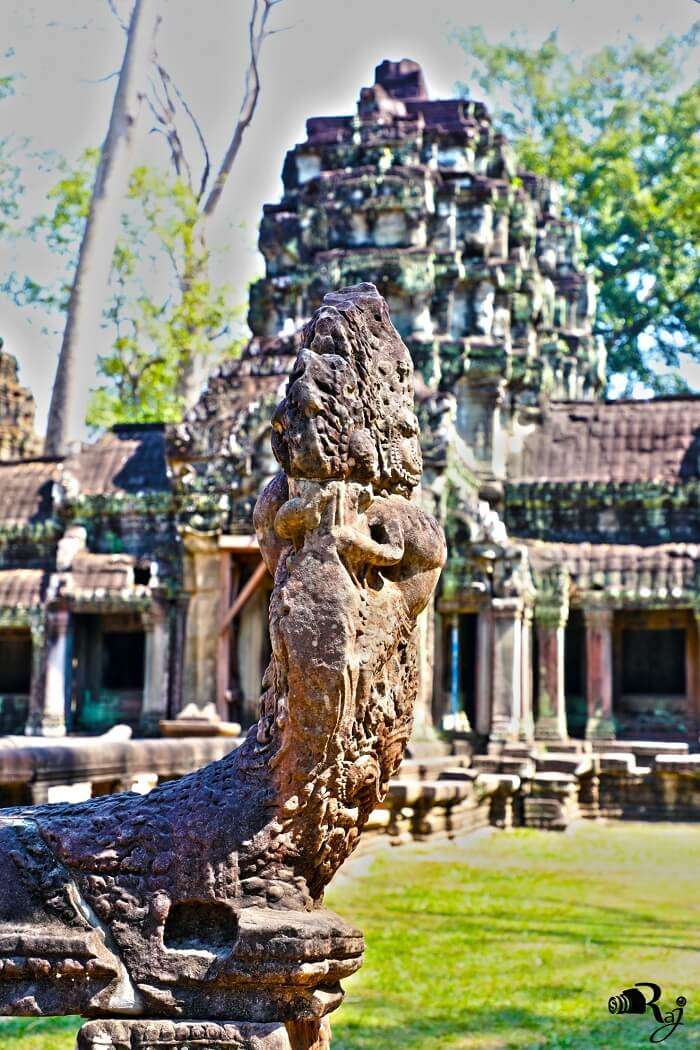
{"left": 0, "top": 284, "right": 446, "bottom": 1049}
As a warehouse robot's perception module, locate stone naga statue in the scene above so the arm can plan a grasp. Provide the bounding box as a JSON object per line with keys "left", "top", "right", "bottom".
{"left": 0, "top": 284, "right": 445, "bottom": 1050}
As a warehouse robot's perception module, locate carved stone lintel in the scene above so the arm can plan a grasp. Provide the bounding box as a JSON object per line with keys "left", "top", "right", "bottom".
{"left": 76, "top": 1018, "right": 331, "bottom": 1050}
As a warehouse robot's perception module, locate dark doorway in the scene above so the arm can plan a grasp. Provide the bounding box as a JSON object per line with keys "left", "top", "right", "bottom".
{"left": 0, "top": 630, "right": 32, "bottom": 734}
{"left": 71, "top": 613, "right": 145, "bottom": 733}
{"left": 617, "top": 624, "right": 686, "bottom": 739}
{"left": 564, "top": 610, "right": 586, "bottom": 739}
{"left": 459, "top": 613, "right": 478, "bottom": 728}
{"left": 621, "top": 629, "right": 685, "bottom": 695}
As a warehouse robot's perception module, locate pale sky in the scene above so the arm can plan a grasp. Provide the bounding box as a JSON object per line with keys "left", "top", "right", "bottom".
{"left": 1, "top": 0, "right": 698, "bottom": 432}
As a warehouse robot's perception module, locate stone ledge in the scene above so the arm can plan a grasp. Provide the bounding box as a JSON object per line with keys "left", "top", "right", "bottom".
{"left": 76, "top": 1018, "right": 330, "bottom": 1050}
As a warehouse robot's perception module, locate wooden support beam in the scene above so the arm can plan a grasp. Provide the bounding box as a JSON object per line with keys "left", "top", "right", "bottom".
{"left": 218, "top": 534, "right": 259, "bottom": 552}
{"left": 219, "top": 559, "right": 268, "bottom": 637}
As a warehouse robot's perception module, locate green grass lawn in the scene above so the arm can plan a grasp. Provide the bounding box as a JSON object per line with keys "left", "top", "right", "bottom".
{"left": 1, "top": 822, "right": 698, "bottom": 1049}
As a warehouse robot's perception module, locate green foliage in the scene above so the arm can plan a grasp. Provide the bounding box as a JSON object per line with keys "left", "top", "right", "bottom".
{"left": 0, "top": 71, "right": 23, "bottom": 238}
{"left": 456, "top": 27, "right": 700, "bottom": 392}
{"left": 5, "top": 151, "right": 244, "bottom": 426}
{"left": 5, "top": 148, "right": 96, "bottom": 312}
{"left": 88, "top": 165, "right": 244, "bottom": 426}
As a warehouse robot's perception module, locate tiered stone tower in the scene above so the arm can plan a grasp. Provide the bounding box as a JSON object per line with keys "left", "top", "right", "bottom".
{"left": 174, "top": 59, "right": 605, "bottom": 531}
{"left": 0, "top": 337, "right": 42, "bottom": 460}
{"left": 248, "top": 58, "right": 605, "bottom": 485}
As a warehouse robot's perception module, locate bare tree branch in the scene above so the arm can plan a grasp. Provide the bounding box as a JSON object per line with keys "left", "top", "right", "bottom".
{"left": 106, "top": 0, "right": 130, "bottom": 33}
{"left": 146, "top": 68, "right": 192, "bottom": 187}
{"left": 202, "top": 0, "right": 281, "bottom": 220}
{"left": 155, "top": 62, "right": 211, "bottom": 201}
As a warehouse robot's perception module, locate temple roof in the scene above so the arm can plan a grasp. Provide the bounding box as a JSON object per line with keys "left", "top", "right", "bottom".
{"left": 515, "top": 398, "right": 700, "bottom": 483}
{"left": 0, "top": 426, "right": 169, "bottom": 528}
{"left": 0, "top": 568, "right": 47, "bottom": 607}
{"left": 526, "top": 540, "right": 698, "bottom": 599}
{"left": 70, "top": 552, "right": 142, "bottom": 594}
{"left": 0, "top": 459, "right": 60, "bottom": 526}
{"left": 63, "top": 425, "right": 169, "bottom": 496}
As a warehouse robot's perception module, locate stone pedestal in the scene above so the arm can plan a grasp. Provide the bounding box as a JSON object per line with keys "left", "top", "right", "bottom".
{"left": 76, "top": 1018, "right": 330, "bottom": 1050}
{"left": 490, "top": 598, "right": 522, "bottom": 742}
{"left": 30, "top": 607, "right": 69, "bottom": 737}
{"left": 139, "top": 600, "right": 171, "bottom": 735}
{"left": 534, "top": 617, "right": 568, "bottom": 741}
{"left": 584, "top": 607, "right": 615, "bottom": 739}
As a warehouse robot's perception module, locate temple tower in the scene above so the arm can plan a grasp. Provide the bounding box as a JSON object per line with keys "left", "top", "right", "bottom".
{"left": 249, "top": 58, "right": 605, "bottom": 491}
{"left": 0, "top": 338, "right": 42, "bottom": 460}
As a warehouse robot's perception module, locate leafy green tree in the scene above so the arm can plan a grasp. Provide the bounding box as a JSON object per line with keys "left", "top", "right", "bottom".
{"left": 6, "top": 151, "right": 243, "bottom": 425}
{"left": 88, "top": 166, "right": 244, "bottom": 426}
{"left": 456, "top": 26, "right": 700, "bottom": 391}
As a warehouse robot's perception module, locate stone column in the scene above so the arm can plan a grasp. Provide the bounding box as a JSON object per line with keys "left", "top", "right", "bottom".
{"left": 410, "top": 594, "right": 440, "bottom": 742}
{"left": 24, "top": 618, "right": 47, "bottom": 735}
{"left": 33, "top": 607, "right": 69, "bottom": 737}
{"left": 584, "top": 606, "right": 615, "bottom": 739}
{"left": 139, "top": 601, "right": 171, "bottom": 736}
{"left": 519, "top": 605, "right": 535, "bottom": 741}
{"left": 475, "top": 607, "right": 493, "bottom": 735}
{"left": 490, "top": 598, "right": 522, "bottom": 742}
{"left": 534, "top": 610, "right": 568, "bottom": 741}
{"left": 182, "top": 531, "right": 221, "bottom": 712}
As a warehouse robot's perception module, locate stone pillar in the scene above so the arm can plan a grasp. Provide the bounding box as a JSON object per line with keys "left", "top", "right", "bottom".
{"left": 490, "top": 598, "right": 522, "bottom": 742}
{"left": 410, "top": 594, "right": 440, "bottom": 741}
{"left": 475, "top": 607, "right": 493, "bottom": 735}
{"left": 519, "top": 605, "right": 534, "bottom": 741}
{"left": 584, "top": 607, "right": 615, "bottom": 740}
{"left": 33, "top": 608, "right": 69, "bottom": 737}
{"left": 24, "top": 618, "right": 47, "bottom": 735}
{"left": 139, "top": 601, "right": 171, "bottom": 736}
{"left": 534, "top": 612, "right": 568, "bottom": 741}
{"left": 182, "top": 531, "right": 221, "bottom": 711}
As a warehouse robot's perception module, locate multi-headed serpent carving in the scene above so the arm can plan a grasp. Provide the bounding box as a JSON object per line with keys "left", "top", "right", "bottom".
{"left": 0, "top": 284, "right": 445, "bottom": 1047}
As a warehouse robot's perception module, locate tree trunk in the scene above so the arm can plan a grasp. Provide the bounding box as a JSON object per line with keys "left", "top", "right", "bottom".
{"left": 174, "top": 0, "right": 278, "bottom": 411}
{"left": 44, "top": 0, "right": 160, "bottom": 456}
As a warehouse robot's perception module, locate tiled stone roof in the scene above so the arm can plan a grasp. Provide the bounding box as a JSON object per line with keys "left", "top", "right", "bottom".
{"left": 0, "top": 459, "right": 60, "bottom": 525}
{"left": 526, "top": 540, "right": 698, "bottom": 599}
{"left": 516, "top": 398, "right": 700, "bottom": 483}
{"left": 70, "top": 552, "right": 137, "bottom": 593}
{"left": 0, "top": 568, "right": 47, "bottom": 607}
{"left": 63, "top": 425, "right": 169, "bottom": 496}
